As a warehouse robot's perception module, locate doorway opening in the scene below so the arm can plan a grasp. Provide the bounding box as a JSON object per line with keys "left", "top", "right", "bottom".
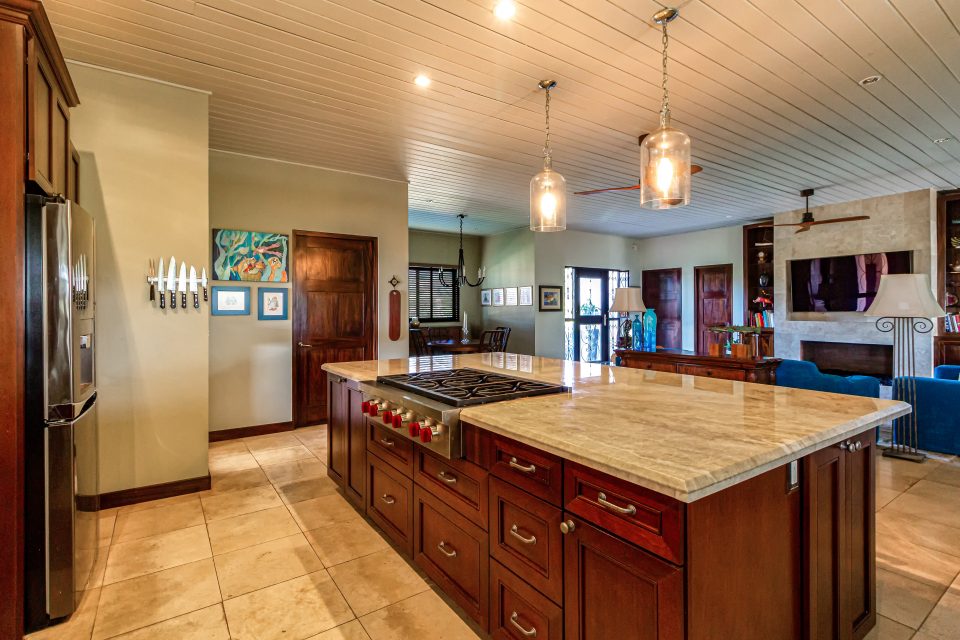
{"left": 563, "top": 267, "right": 630, "bottom": 362}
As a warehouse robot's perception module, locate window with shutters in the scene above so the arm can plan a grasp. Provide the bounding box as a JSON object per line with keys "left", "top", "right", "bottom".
{"left": 408, "top": 265, "right": 460, "bottom": 323}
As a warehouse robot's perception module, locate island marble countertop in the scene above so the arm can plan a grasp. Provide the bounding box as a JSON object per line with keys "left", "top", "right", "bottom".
{"left": 322, "top": 353, "right": 910, "bottom": 503}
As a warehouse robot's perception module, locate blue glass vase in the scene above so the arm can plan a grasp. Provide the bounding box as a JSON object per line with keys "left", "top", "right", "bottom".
{"left": 643, "top": 308, "right": 657, "bottom": 352}
{"left": 631, "top": 314, "right": 643, "bottom": 351}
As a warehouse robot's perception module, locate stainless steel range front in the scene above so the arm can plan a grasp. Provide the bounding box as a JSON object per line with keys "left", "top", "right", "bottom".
{"left": 359, "top": 368, "right": 568, "bottom": 459}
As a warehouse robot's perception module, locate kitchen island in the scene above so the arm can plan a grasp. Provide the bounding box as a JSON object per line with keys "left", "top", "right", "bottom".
{"left": 322, "top": 353, "right": 909, "bottom": 640}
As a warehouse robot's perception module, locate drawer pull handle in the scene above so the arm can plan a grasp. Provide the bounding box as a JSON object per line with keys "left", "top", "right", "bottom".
{"left": 379, "top": 437, "right": 395, "bottom": 447}
{"left": 597, "top": 492, "right": 636, "bottom": 516}
{"left": 508, "top": 457, "right": 536, "bottom": 474}
{"left": 438, "top": 470, "right": 458, "bottom": 484}
{"left": 509, "top": 524, "right": 537, "bottom": 545}
{"left": 380, "top": 494, "right": 396, "bottom": 505}
{"left": 509, "top": 612, "right": 537, "bottom": 637}
{"left": 437, "top": 541, "right": 457, "bottom": 558}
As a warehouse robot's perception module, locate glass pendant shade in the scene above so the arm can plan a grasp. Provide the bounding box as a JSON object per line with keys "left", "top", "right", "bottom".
{"left": 530, "top": 157, "right": 567, "bottom": 232}
{"left": 640, "top": 125, "right": 691, "bottom": 209}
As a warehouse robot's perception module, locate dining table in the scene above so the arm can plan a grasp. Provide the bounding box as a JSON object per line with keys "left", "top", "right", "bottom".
{"left": 427, "top": 338, "right": 484, "bottom": 354}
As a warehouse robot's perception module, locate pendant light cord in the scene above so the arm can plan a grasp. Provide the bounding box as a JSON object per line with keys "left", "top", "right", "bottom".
{"left": 543, "top": 86, "right": 552, "bottom": 164}
{"left": 660, "top": 19, "right": 671, "bottom": 127}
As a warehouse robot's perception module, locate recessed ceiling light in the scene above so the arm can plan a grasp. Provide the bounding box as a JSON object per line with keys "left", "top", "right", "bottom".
{"left": 414, "top": 74, "right": 431, "bottom": 88}
{"left": 858, "top": 74, "right": 882, "bottom": 87}
{"left": 494, "top": 0, "right": 516, "bottom": 20}
{"left": 934, "top": 137, "right": 953, "bottom": 144}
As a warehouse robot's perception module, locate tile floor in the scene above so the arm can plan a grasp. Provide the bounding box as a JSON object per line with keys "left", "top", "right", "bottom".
{"left": 24, "top": 428, "right": 960, "bottom": 640}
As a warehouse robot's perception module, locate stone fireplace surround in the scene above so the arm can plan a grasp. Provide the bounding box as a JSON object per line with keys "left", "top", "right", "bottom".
{"left": 773, "top": 189, "right": 938, "bottom": 377}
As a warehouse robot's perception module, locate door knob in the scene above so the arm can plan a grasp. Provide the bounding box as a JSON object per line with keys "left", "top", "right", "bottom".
{"left": 560, "top": 519, "right": 576, "bottom": 535}
{"left": 298, "top": 341, "right": 313, "bottom": 348}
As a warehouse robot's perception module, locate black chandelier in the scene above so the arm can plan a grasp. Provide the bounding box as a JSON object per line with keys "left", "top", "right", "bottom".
{"left": 437, "top": 214, "right": 485, "bottom": 288}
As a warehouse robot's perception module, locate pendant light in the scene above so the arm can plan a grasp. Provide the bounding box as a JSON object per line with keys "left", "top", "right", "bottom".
{"left": 437, "top": 214, "right": 485, "bottom": 288}
{"left": 640, "top": 7, "right": 691, "bottom": 210}
{"left": 530, "top": 80, "right": 566, "bottom": 232}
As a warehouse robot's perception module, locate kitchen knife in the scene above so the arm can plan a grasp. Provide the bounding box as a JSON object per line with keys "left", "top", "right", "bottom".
{"left": 178, "top": 262, "right": 187, "bottom": 309}
{"left": 167, "top": 256, "right": 177, "bottom": 308}
{"left": 157, "top": 257, "right": 165, "bottom": 309}
{"left": 189, "top": 266, "right": 199, "bottom": 309}
{"left": 148, "top": 259, "right": 156, "bottom": 302}
{"left": 201, "top": 268, "right": 208, "bottom": 302}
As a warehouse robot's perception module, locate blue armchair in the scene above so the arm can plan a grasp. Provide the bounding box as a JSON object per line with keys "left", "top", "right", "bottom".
{"left": 775, "top": 359, "right": 880, "bottom": 398}
{"left": 894, "top": 366, "right": 960, "bottom": 455}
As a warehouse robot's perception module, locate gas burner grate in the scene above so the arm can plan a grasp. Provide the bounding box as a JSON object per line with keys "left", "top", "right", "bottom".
{"left": 377, "top": 368, "right": 568, "bottom": 407}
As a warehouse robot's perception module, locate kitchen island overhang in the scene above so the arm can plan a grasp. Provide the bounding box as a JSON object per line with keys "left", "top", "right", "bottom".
{"left": 322, "top": 353, "right": 908, "bottom": 639}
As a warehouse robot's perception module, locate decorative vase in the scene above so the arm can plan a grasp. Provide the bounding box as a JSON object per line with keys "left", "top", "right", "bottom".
{"left": 643, "top": 308, "right": 657, "bottom": 352}
{"left": 759, "top": 273, "right": 770, "bottom": 287}
{"left": 631, "top": 314, "right": 643, "bottom": 351}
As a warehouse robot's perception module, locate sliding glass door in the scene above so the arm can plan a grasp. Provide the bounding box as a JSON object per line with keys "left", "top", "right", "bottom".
{"left": 564, "top": 267, "right": 630, "bottom": 362}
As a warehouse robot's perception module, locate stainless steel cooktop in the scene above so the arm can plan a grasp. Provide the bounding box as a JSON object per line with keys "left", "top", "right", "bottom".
{"left": 376, "top": 368, "right": 569, "bottom": 408}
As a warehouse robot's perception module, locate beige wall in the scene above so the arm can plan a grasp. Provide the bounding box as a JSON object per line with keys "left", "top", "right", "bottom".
{"left": 480, "top": 230, "right": 537, "bottom": 355}
{"left": 408, "top": 230, "right": 482, "bottom": 333}
{"left": 209, "top": 151, "right": 408, "bottom": 432}
{"left": 68, "top": 63, "right": 210, "bottom": 493}
{"left": 634, "top": 225, "right": 745, "bottom": 351}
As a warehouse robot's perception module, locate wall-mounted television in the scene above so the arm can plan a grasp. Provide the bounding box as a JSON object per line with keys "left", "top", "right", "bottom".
{"left": 789, "top": 251, "right": 912, "bottom": 313}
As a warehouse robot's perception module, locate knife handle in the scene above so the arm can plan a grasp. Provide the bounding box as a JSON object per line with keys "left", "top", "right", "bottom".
{"left": 149, "top": 284, "right": 155, "bottom": 301}
{"left": 181, "top": 292, "right": 187, "bottom": 309}
{"left": 159, "top": 289, "right": 165, "bottom": 309}
{"left": 203, "top": 287, "right": 208, "bottom": 302}
{"left": 170, "top": 291, "right": 176, "bottom": 308}
{"left": 193, "top": 293, "right": 199, "bottom": 309}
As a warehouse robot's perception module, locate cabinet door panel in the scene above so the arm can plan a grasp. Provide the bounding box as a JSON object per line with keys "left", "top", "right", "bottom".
{"left": 803, "top": 444, "right": 845, "bottom": 640}
{"left": 31, "top": 46, "right": 53, "bottom": 192}
{"left": 845, "top": 432, "right": 876, "bottom": 640}
{"left": 490, "top": 560, "right": 563, "bottom": 640}
{"left": 345, "top": 386, "right": 366, "bottom": 507}
{"left": 564, "top": 518, "right": 684, "bottom": 640}
{"left": 51, "top": 96, "right": 68, "bottom": 194}
{"left": 326, "top": 377, "right": 347, "bottom": 486}
{"left": 367, "top": 453, "right": 413, "bottom": 554}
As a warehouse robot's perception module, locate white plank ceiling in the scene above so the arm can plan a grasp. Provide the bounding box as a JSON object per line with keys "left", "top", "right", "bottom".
{"left": 45, "top": 0, "right": 960, "bottom": 237}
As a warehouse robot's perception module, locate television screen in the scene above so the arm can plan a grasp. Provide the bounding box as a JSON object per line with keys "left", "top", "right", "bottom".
{"left": 789, "top": 251, "right": 912, "bottom": 312}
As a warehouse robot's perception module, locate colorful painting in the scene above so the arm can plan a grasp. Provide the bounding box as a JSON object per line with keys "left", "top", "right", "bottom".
{"left": 212, "top": 229, "right": 288, "bottom": 282}
{"left": 539, "top": 285, "right": 563, "bottom": 311}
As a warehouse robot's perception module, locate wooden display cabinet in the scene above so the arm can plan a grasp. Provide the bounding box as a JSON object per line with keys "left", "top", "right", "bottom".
{"left": 743, "top": 220, "right": 775, "bottom": 357}
{"left": 937, "top": 190, "right": 960, "bottom": 366}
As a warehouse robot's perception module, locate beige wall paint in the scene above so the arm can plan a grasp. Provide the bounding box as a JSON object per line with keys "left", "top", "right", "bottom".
{"left": 480, "top": 230, "right": 537, "bottom": 355}
{"left": 634, "top": 225, "right": 745, "bottom": 351}
{"left": 209, "top": 150, "right": 408, "bottom": 432}
{"left": 408, "top": 230, "right": 482, "bottom": 333}
{"left": 68, "top": 62, "right": 210, "bottom": 493}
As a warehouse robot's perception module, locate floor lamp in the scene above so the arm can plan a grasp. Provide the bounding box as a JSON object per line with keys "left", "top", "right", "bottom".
{"left": 865, "top": 274, "right": 945, "bottom": 462}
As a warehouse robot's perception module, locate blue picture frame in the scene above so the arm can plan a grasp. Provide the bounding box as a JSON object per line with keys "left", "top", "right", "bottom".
{"left": 211, "top": 286, "right": 250, "bottom": 316}
{"left": 258, "top": 287, "right": 288, "bottom": 321}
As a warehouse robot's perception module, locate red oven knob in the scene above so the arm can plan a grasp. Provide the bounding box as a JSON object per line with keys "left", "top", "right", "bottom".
{"left": 361, "top": 401, "right": 370, "bottom": 413}
{"left": 392, "top": 414, "right": 403, "bottom": 428}
{"left": 419, "top": 428, "right": 433, "bottom": 443}
{"left": 409, "top": 422, "right": 421, "bottom": 438}
{"left": 382, "top": 410, "right": 393, "bottom": 424}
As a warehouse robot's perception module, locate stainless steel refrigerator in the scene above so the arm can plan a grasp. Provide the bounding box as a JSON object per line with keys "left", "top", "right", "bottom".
{"left": 24, "top": 194, "right": 99, "bottom": 632}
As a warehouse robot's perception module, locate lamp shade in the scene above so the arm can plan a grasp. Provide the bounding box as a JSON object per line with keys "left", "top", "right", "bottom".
{"left": 611, "top": 287, "right": 646, "bottom": 313}
{"left": 864, "top": 274, "right": 945, "bottom": 319}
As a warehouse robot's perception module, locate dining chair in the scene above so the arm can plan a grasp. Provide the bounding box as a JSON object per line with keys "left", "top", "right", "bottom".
{"left": 410, "top": 328, "right": 431, "bottom": 357}
{"left": 480, "top": 329, "right": 505, "bottom": 353}
{"left": 495, "top": 326, "right": 512, "bottom": 352}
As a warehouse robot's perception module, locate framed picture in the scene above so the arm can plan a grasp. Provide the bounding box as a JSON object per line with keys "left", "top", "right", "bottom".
{"left": 258, "top": 287, "right": 288, "bottom": 321}
{"left": 539, "top": 285, "right": 563, "bottom": 312}
{"left": 492, "top": 288, "right": 505, "bottom": 306}
{"left": 211, "top": 286, "right": 250, "bottom": 316}
{"left": 505, "top": 287, "right": 518, "bottom": 306}
{"left": 519, "top": 286, "right": 533, "bottom": 306}
{"left": 212, "top": 228, "right": 289, "bottom": 282}
{"left": 481, "top": 289, "right": 492, "bottom": 306}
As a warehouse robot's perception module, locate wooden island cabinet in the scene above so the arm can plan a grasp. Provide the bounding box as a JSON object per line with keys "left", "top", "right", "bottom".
{"left": 325, "top": 371, "right": 880, "bottom": 639}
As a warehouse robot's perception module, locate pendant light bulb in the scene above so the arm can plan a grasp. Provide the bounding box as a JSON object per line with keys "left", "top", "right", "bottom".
{"left": 640, "top": 8, "right": 691, "bottom": 210}
{"left": 530, "top": 80, "right": 567, "bottom": 232}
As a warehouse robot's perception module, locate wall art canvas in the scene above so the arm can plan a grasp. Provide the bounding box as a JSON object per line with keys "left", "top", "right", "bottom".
{"left": 481, "top": 289, "right": 492, "bottom": 306}
{"left": 258, "top": 287, "right": 288, "bottom": 321}
{"left": 539, "top": 285, "right": 562, "bottom": 311}
{"left": 212, "top": 228, "right": 289, "bottom": 282}
{"left": 519, "top": 286, "right": 533, "bottom": 306}
{"left": 211, "top": 286, "right": 250, "bottom": 316}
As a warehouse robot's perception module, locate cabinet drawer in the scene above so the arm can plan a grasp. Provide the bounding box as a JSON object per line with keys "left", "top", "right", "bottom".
{"left": 415, "top": 450, "right": 488, "bottom": 530}
{"left": 564, "top": 462, "right": 685, "bottom": 565}
{"left": 367, "top": 453, "right": 413, "bottom": 554}
{"left": 676, "top": 363, "right": 746, "bottom": 382}
{"left": 490, "top": 435, "right": 563, "bottom": 506}
{"left": 413, "top": 486, "right": 488, "bottom": 629}
{"left": 489, "top": 477, "right": 563, "bottom": 604}
{"left": 490, "top": 560, "right": 562, "bottom": 640}
{"left": 367, "top": 420, "right": 414, "bottom": 476}
{"left": 627, "top": 359, "right": 677, "bottom": 373}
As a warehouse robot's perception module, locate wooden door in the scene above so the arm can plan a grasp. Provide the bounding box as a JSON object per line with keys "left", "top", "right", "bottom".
{"left": 803, "top": 444, "right": 846, "bottom": 640}
{"left": 293, "top": 231, "right": 377, "bottom": 427}
{"left": 694, "top": 264, "right": 733, "bottom": 354}
{"left": 642, "top": 268, "right": 682, "bottom": 350}
{"left": 844, "top": 432, "right": 876, "bottom": 640}
{"left": 564, "top": 517, "right": 684, "bottom": 640}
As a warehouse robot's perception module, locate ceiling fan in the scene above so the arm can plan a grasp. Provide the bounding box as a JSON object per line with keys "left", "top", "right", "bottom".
{"left": 573, "top": 135, "right": 703, "bottom": 197}
{"left": 772, "top": 188, "right": 870, "bottom": 233}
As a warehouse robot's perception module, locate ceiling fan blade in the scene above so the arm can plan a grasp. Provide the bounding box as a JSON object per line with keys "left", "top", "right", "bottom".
{"left": 773, "top": 223, "right": 804, "bottom": 227}
{"left": 807, "top": 216, "right": 871, "bottom": 225}
{"left": 574, "top": 184, "right": 642, "bottom": 196}
{"left": 691, "top": 164, "right": 703, "bottom": 174}
{"left": 795, "top": 225, "right": 812, "bottom": 233}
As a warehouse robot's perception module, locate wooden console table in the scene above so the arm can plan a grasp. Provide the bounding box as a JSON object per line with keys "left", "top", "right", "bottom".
{"left": 615, "top": 349, "right": 781, "bottom": 384}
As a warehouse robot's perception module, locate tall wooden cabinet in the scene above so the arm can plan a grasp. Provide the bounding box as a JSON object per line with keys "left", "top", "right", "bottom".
{"left": 937, "top": 190, "right": 960, "bottom": 366}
